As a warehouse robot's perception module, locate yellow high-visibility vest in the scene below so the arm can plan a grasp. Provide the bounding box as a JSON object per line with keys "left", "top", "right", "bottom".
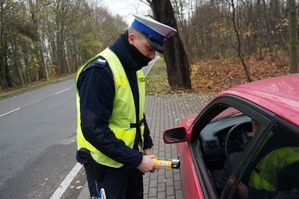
{"left": 75, "top": 48, "right": 145, "bottom": 168}
{"left": 249, "top": 147, "right": 299, "bottom": 191}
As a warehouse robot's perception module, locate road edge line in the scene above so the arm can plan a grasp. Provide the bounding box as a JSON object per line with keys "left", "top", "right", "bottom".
{"left": 55, "top": 88, "right": 70, "bottom": 95}
{"left": 50, "top": 163, "right": 83, "bottom": 199}
{"left": 0, "top": 107, "right": 20, "bottom": 118}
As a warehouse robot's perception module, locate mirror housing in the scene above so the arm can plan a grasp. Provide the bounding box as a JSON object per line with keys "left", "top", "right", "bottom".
{"left": 163, "top": 127, "right": 188, "bottom": 144}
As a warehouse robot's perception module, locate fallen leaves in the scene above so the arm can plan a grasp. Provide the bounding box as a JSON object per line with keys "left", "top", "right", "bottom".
{"left": 191, "top": 56, "right": 289, "bottom": 92}
{"left": 146, "top": 56, "right": 289, "bottom": 94}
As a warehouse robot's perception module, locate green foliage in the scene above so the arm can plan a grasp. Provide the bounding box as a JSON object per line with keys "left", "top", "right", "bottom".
{"left": 79, "top": 33, "right": 103, "bottom": 58}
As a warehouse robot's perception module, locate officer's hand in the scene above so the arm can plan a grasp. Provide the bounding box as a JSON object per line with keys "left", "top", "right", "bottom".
{"left": 137, "top": 154, "right": 155, "bottom": 173}
{"left": 143, "top": 150, "right": 160, "bottom": 172}
{"left": 237, "top": 181, "right": 248, "bottom": 199}
{"left": 144, "top": 148, "right": 153, "bottom": 155}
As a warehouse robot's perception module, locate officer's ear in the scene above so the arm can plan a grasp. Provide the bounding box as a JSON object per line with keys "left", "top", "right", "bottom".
{"left": 128, "top": 32, "right": 137, "bottom": 45}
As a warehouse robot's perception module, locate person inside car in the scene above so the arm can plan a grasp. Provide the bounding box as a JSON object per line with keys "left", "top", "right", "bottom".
{"left": 237, "top": 145, "right": 299, "bottom": 199}
{"left": 212, "top": 119, "right": 259, "bottom": 194}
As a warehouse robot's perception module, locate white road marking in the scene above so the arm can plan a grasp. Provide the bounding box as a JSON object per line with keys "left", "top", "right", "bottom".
{"left": 0, "top": 107, "right": 21, "bottom": 118}
{"left": 144, "top": 55, "right": 160, "bottom": 76}
{"left": 0, "top": 88, "right": 72, "bottom": 115}
{"left": 55, "top": 88, "right": 70, "bottom": 95}
{"left": 50, "top": 163, "right": 83, "bottom": 199}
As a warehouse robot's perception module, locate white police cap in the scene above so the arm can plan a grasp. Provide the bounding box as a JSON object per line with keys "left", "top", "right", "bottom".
{"left": 131, "top": 14, "right": 177, "bottom": 53}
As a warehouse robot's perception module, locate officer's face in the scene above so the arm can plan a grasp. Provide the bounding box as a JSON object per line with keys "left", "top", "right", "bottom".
{"left": 128, "top": 32, "right": 156, "bottom": 60}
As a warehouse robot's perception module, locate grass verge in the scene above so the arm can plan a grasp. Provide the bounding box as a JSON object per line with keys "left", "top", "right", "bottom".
{"left": 145, "top": 58, "right": 171, "bottom": 94}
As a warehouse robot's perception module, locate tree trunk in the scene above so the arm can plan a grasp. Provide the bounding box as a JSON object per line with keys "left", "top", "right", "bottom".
{"left": 288, "top": 0, "right": 298, "bottom": 73}
{"left": 150, "top": 0, "right": 191, "bottom": 89}
{"left": 0, "top": 37, "right": 13, "bottom": 88}
{"left": 18, "top": 67, "right": 25, "bottom": 86}
{"left": 55, "top": 0, "right": 67, "bottom": 75}
{"left": 28, "top": 0, "right": 49, "bottom": 81}
{"left": 4, "top": 43, "right": 13, "bottom": 87}
{"left": 0, "top": 0, "right": 8, "bottom": 89}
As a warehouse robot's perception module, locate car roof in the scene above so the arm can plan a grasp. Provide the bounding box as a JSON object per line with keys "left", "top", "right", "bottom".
{"left": 219, "top": 74, "right": 299, "bottom": 126}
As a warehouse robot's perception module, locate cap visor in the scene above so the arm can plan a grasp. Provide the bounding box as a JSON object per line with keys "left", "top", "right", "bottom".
{"left": 148, "top": 39, "right": 163, "bottom": 53}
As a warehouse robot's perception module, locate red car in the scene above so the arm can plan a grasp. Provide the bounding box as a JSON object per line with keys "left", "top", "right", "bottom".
{"left": 163, "top": 74, "right": 299, "bottom": 199}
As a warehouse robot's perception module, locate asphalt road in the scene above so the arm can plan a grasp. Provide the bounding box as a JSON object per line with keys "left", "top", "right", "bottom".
{"left": 0, "top": 79, "right": 80, "bottom": 198}
{"left": 0, "top": 63, "right": 154, "bottom": 199}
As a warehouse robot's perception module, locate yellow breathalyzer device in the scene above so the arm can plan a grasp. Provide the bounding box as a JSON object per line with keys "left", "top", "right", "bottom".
{"left": 152, "top": 157, "right": 180, "bottom": 169}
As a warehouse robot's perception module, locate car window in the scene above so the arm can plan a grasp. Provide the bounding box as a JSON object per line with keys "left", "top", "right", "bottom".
{"left": 193, "top": 106, "right": 263, "bottom": 197}
{"left": 230, "top": 120, "right": 299, "bottom": 199}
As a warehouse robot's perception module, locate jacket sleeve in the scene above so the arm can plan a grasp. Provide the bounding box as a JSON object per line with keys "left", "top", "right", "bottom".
{"left": 143, "top": 114, "right": 153, "bottom": 150}
{"left": 214, "top": 151, "right": 244, "bottom": 191}
{"left": 77, "top": 61, "right": 142, "bottom": 168}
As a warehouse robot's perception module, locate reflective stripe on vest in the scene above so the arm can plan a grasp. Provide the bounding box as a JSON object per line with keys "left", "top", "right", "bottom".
{"left": 75, "top": 48, "right": 145, "bottom": 168}
{"left": 249, "top": 147, "right": 299, "bottom": 191}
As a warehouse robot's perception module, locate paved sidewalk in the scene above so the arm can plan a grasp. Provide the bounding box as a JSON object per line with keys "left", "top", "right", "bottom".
{"left": 77, "top": 93, "right": 213, "bottom": 199}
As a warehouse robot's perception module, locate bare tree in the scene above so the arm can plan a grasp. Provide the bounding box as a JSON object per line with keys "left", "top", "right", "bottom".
{"left": 229, "top": 0, "right": 251, "bottom": 82}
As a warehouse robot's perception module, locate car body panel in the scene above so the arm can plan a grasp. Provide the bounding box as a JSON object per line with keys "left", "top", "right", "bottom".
{"left": 181, "top": 114, "right": 197, "bottom": 141}
{"left": 219, "top": 74, "right": 299, "bottom": 126}
{"left": 177, "top": 142, "right": 205, "bottom": 199}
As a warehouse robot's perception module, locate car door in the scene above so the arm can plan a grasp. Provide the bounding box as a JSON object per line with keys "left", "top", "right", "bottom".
{"left": 183, "top": 95, "right": 273, "bottom": 199}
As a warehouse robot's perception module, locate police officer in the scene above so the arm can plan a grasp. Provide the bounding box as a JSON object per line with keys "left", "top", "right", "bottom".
{"left": 75, "top": 15, "right": 176, "bottom": 199}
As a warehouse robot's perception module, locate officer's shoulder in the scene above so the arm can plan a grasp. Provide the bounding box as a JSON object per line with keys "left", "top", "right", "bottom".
{"left": 83, "top": 58, "right": 108, "bottom": 72}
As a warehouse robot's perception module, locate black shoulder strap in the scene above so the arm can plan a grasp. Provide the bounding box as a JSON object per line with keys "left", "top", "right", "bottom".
{"left": 83, "top": 57, "right": 107, "bottom": 72}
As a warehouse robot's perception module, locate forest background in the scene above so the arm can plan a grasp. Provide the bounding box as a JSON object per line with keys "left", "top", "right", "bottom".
{"left": 0, "top": 0, "right": 297, "bottom": 92}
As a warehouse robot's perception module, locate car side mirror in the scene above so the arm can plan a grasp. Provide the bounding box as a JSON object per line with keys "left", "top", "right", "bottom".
{"left": 163, "top": 127, "right": 187, "bottom": 144}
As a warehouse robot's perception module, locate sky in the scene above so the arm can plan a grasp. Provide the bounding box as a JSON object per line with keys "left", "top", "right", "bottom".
{"left": 101, "top": 0, "right": 151, "bottom": 24}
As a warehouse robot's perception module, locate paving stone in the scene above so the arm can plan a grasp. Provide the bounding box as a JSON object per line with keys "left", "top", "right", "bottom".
{"left": 166, "top": 186, "right": 175, "bottom": 195}
{"left": 175, "top": 189, "right": 184, "bottom": 199}
{"left": 166, "top": 195, "right": 175, "bottom": 199}
{"left": 157, "top": 191, "right": 166, "bottom": 199}
{"left": 142, "top": 93, "right": 214, "bottom": 199}
{"left": 166, "top": 178, "right": 174, "bottom": 186}
{"left": 174, "top": 180, "right": 182, "bottom": 189}
{"left": 148, "top": 187, "right": 157, "bottom": 198}
{"left": 157, "top": 183, "right": 166, "bottom": 192}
